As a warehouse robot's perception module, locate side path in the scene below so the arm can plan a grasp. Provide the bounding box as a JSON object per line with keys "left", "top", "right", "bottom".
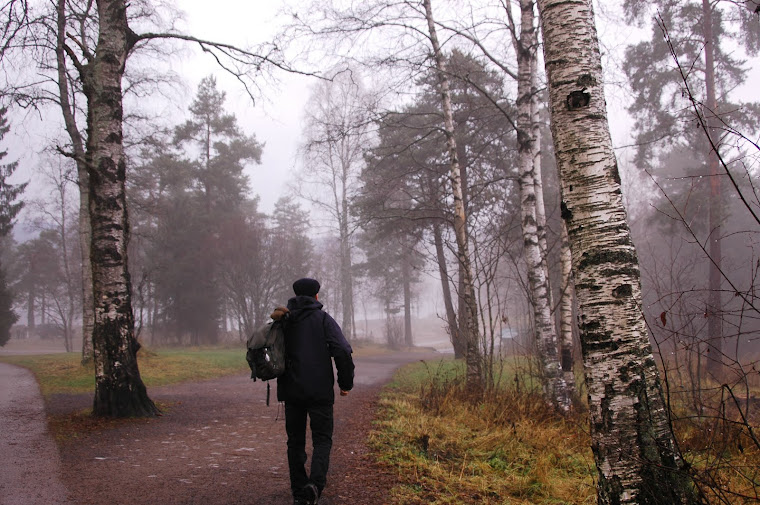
{"left": 1, "top": 351, "right": 442, "bottom": 505}
{"left": 0, "top": 363, "right": 71, "bottom": 505}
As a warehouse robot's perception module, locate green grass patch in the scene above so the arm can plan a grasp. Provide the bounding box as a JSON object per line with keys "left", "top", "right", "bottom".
{"left": 0, "top": 341, "right": 401, "bottom": 398}
{"left": 0, "top": 348, "right": 250, "bottom": 397}
{"left": 370, "top": 359, "right": 596, "bottom": 505}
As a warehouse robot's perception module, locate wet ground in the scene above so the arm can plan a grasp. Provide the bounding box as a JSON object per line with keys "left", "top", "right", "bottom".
{"left": 0, "top": 348, "right": 443, "bottom": 505}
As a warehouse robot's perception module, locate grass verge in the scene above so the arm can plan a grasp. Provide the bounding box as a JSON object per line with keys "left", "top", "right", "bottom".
{"left": 370, "top": 359, "right": 596, "bottom": 505}
{"left": 375, "top": 359, "right": 760, "bottom": 504}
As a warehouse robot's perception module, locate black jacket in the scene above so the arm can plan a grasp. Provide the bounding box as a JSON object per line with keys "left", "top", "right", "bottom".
{"left": 276, "top": 296, "right": 354, "bottom": 404}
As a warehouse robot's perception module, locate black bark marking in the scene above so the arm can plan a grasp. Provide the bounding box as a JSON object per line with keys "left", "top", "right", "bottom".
{"left": 598, "top": 383, "right": 615, "bottom": 432}
{"left": 601, "top": 267, "right": 640, "bottom": 278}
{"left": 105, "top": 132, "right": 122, "bottom": 144}
{"left": 618, "top": 363, "right": 631, "bottom": 383}
{"left": 561, "top": 201, "right": 573, "bottom": 221}
{"left": 612, "top": 284, "right": 633, "bottom": 299}
{"left": 576, "top": 74, "right": 596, "bottom": 88}
{"left": 566, "top": 88, "right": 590, "bottom": 110}
{"left": 578, "top": 250, "right": 637, "bottom": 270}
{"left": 575, "top": 282, "right": 603, "bottom": 292}
{"left": 561, "top": 348, "right": 573, "bottom": 372}
{"left": 629, "top": 375, "right": 695, "bottom": 504}
{"left": 92, "top": 317, "right": 158, "bottom": 418}
{"left": 611, "top": 160, "right": 621, "bottom": 185}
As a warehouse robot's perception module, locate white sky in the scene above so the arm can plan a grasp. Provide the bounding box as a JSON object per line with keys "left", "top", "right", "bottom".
{"left": 5, "top": 0, "right": 760, "bottom": 222}
{"left": 172, "top": 0, "right": 311, "bottom": 213}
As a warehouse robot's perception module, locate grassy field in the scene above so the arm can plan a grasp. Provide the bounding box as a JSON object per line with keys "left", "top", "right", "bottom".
{"left": 0, "top": 341, "right": 396, "bottom": 398}
{"left": 370, "top": 359, "right": 760, "bottom": 505}
{"left": 0, "top": 348, "right": 250, "bottom": 397}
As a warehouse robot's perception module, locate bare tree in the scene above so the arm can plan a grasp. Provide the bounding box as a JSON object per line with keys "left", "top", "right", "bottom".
{"left": 298, "top": 70, "right": 374, "bottom": 341}
{"left": 624, "top": 0, "right": 760, "bottom": 380}
{"left": 53, "top": 0, "right": 95, "bottom": 364}
{"left": 27, "top": 158, "right": 81, "bottom": 352}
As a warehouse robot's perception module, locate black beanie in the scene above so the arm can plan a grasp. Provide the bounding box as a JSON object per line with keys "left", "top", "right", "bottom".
{"left": 293, "top": 278, "right": 320, "bottom": 297}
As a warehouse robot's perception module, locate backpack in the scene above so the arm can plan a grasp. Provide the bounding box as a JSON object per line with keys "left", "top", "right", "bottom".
{"left": 246, "top": 319, "right": 287, "bottom": 382}
{"left": 246, "top": 319, "right": 287, "bottom": 406}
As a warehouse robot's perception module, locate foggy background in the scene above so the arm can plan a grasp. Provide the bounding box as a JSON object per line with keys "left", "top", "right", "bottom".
{"left": 2, "top": 0, "right": 759, "bottom": 358}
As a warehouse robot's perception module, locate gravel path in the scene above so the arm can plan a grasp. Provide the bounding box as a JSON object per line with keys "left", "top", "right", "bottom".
{"left": 1, "top": 351, "right": 442, "bottom": 505}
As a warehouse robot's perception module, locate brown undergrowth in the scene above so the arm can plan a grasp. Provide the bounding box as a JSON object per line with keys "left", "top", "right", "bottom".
{"left": 370, "top": 358, "right": 760, "bottom": 504}
{"left": 369, "top": 360, "right": 596, "bottom": 504}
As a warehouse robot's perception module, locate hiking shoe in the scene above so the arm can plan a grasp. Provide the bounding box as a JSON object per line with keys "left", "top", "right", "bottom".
{"left": 303, "top": 482, "right": 319, "bottom": 505}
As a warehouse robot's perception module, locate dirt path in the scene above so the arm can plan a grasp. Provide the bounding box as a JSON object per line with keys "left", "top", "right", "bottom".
{"left": 0, "top": 363, "right": 71, "bottom": 505}
{"left": 2, "top": 351, "right": 442, "bottom": 505}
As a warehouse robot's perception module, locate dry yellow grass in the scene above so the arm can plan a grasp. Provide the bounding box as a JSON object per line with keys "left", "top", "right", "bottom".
{"left": 370, "top": 361, "right": 596, "bottom": 505}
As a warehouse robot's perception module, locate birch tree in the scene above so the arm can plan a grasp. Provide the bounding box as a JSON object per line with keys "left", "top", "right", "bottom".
{"left": 54, "top": 0, "right": 95, "bottom": 364}
{"left": 80, "top": 0, "right": 156, "bottom": 417}
{"left": 510, "top": 0, "right": 571, "bottom": 410}
{"left": 558, "top": 220, "right": 575, "bottom": 386}
{"left": 2, "top": 0, "right": 308, "bottom": 417}
{"left": 537, "top": 0, "right": 698, "bottom": 502}
{"left": 426, "top": 0, "right": 573, "bottom": 401}
{"left": 422, "top": 0, "right": 482, "bottom": 392}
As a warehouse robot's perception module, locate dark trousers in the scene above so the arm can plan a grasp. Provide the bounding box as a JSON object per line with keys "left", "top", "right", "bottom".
{"left": 284, "top": 401, "right": 334, "bottom": 496}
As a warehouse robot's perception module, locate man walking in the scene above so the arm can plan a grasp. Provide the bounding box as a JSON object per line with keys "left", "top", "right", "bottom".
{"left": 271, "top": 278, "right": 354, "bottom": 505}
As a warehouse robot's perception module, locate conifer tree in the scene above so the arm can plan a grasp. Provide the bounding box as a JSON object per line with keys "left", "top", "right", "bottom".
{"left": 0, "top": 106, "right": 26, "bottom": 238}
{"left": 0, "top": 106, "right": 26, "bottom": 346}
{"left": 624, "top": 0, "right": 760, "bottom": 378}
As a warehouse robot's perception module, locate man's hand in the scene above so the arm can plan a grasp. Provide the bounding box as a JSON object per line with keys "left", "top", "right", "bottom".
{"left": 340, "top": 390, "right": 349, "bottom": 396}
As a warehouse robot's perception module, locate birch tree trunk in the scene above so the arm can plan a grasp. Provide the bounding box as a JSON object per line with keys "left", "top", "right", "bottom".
{"left": 79, "top": 180, "right": 95, "bottom": 362}
{"left": 88, "top": 0, "right": 157, "bottom": 417}
{"left": 530, "top": 56, "right": 549, "bottom": 265}
{"left": 559, "top": 220, "right": 575, "bottom": 386}
{"left": 423, "top": 0, "right": 482, "bottom": 392}
{"left": 514, "top": 0, "right": 571, "bottom": 411}
{"left": 536, "top": 0, "right": 697, "bottom": 502}
{"left": 55, "top": 0, "right": 95, "bottom": 364}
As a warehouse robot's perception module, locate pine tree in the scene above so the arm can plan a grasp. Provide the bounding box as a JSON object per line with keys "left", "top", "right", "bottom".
{"left": 0, "top": 106, "right": 26, "bottom": 346}
{"left": 624, "top": 0, "right": 760, "bottom": 379}
{"left": 0, "top": 260, "right": 16, "bottom": 347}
{"left": 0, "top": 106, "right": 26, "bottom": 237}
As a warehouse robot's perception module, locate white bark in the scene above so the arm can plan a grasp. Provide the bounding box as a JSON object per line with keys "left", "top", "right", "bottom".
{"left": 514, "top": 0, "right": 570, "bottom": 410}
{"left": 537, "top": 0, "right": 696, "bottom": 502}
{"left": 423, "top": 0, "right": 482, "bottom": 392}
{"left": 89, "top": 0, "right": 157, "bottom": 417}
{"left": 559, "top": 219, "right": 575, "bottom": 386}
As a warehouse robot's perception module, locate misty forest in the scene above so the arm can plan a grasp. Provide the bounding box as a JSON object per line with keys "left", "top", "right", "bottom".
{"left": 1, "top": 0, "right": 760, "bottom": 504}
